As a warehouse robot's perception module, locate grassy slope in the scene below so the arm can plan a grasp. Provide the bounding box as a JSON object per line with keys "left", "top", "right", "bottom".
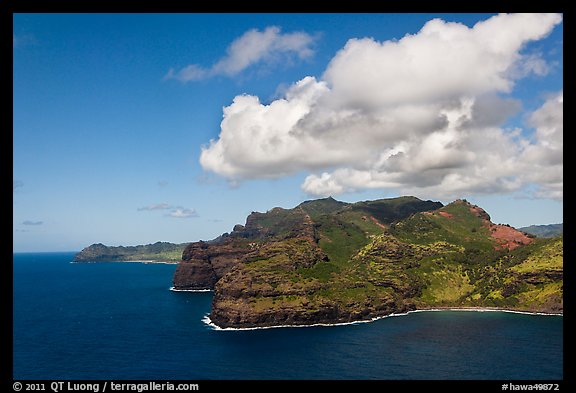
{"left": 308, "top": 199, "right": 560, "bottom": 313}
{"left": 386, "top": 203, "right": 563, "bottom": 311}
{"left": 392, "top": 200, "right": 494, "bottom": 249}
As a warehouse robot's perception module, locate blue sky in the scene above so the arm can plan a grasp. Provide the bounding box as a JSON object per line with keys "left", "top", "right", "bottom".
{"left": 13, "top": 13, "right": 563, "bottom": 252}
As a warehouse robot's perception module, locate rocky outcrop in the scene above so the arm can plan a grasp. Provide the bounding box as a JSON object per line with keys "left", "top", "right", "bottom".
{"left": 172, "top": 201, "right": 321, "bottom": 290}
{"left": 461, "top": 200, "right": 534, "bottom": 250}
{"left": 488, "top": 223, "right": 534, "bottom": 250}
{"left": 172, "top": 239, "right": 250, "bottom": 290}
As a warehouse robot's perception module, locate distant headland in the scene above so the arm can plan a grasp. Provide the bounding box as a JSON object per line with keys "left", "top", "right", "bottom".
{"left": 73, "top": 241, "right": 188, "bottom": 263}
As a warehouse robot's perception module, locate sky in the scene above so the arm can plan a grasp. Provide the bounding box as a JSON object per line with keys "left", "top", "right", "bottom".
{"left": 13, "top": 13, "right": 563, "bottom": 252}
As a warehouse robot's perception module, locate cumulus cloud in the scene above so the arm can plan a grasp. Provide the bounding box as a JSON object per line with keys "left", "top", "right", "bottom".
{"left": 166, "top": 208, "right": 198, "bottom": 218}
{"left": 322, "top": 13, "right": 560, "bottom": 108}
{"left": 519, "top": 91, "right": 563, "bottom": 199}
{"left": 199, "top": 13, "right": 563, "bottom": 201}
{"left": 137, "top": 203, "right": 172, "bottom": 211}
{"left": 166, "top": 26, "right": 317, "bottom": 82}
{"left": 301, "top": 92, "right": 563, "bottom": 200}
{"left": 22, "top": 220, "right": 43, "bottom": 226}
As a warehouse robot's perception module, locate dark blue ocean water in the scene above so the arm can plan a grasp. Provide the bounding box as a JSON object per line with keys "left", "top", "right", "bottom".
{"left": 13, "top": 252, "right": 563, "bottom": 380}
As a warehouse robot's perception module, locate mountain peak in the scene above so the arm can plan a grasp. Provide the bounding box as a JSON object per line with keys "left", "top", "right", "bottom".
{"left": 297, "top": 196, "right": 349, "bottom": 217}
{"left": 441, "top": 199, "right": 491, "bottom": 221}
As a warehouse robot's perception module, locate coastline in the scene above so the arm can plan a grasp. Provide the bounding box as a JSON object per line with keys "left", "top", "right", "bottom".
{"left": 415, "top": 306, "right": 563, "bottom": 317}
{"left": 203, "top": 307, "right": 563, "bottom": 331}
{"left": 169, "top": 287, "right": 212, "bottom": 292}
{"left": 71, "top": 260, "right": 179, "bottom": 264}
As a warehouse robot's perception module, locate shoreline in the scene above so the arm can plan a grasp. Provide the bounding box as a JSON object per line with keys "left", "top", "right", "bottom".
{"left": 169, "top": 287, "right": 212, "bottom": 292}
{"left": 203, "top": 307, "right": 563, "bottom": 332}
{"left": 415, "top": 306, "right": 563, "bottom": 316}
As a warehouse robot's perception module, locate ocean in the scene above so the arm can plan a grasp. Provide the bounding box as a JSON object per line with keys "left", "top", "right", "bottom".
{"left": 13, "top": 252, "right": 563, "bottom": 380}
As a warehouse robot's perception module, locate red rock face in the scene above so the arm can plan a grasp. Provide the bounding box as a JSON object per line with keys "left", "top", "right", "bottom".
{"left": 437, "top": 211, "right": 454, "bottom": 219}
{"left": 429, "top": 200, "right": 532, "bottom": 251}
{"left": 488, "top": 223, "right": 534, "bottom": 250}
{"left": 464, "top": 201, "right": 533, "bottom": 250}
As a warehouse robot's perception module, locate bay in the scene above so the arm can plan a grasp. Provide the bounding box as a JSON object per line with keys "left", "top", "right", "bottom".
{"left": 13, "top": 252, "right": 563, "bottom": 380}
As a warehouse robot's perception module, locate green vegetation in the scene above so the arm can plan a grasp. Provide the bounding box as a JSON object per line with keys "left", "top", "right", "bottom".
{"left": 316, "top": 214, "right": 369, "bottom": 265}
{"left": 391, "top": 200, "right": 494, "bottom": 250}
{"left": 247, "top": 208, "right": 308, "bottom": 239}
{"left": 350, "top": 196, "right": 442, "bottom": 225}
{"left": 298, "top": 196, "right": 349, "bottom": 218}
{"left": 74, "top": 241, "right": 188, "bottom": 263}
{"left": 510, "top": 238, "right": 563, "bottom": 273}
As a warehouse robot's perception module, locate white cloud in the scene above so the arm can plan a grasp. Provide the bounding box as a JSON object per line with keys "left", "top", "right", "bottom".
{"left": 528, "top": 92, "right": 563, "bottom": 152}
{"left": 166, "top": 26, "right": 317, "bottom": 82}
{"left": 519, "top": 91, "right": 563, "bottom": 199}
{"left": 322, "top": 13, "right": 561, "bottom": 109}
{"left": 301, "top": 92, "right": 563, "bottom": 200}
{"left": 199, "top": 13, "right": 563, "bottom": 201}
{"left": 200, "top": 76, "right": 332, "bottom": 179}
{"left": 167, "top": 208, "right": 198, "bottom": 218}
{"left": 23, "top": 220, "right": 43, "bottom": 226}
{"left": 138, "top": 203, "right": 200, "bottom": 218}
{"left": 137, "top": 203, "right": 172, "bottom": 211}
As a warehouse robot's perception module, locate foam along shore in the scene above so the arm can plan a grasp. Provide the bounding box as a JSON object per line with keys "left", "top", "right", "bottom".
{"left": 169, "top": 287, "right": 212, "bottom": 292}
{"left": 203, "top": 307, "right": 563, "bottom": 331}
